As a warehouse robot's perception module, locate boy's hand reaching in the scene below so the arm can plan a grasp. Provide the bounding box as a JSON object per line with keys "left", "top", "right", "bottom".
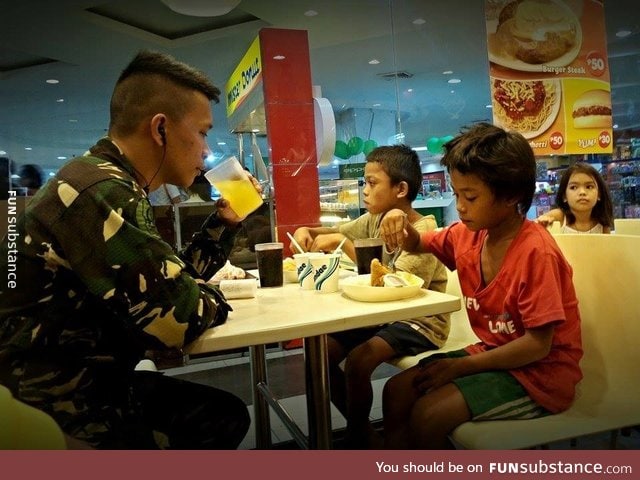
{"left": 310, "top": 233, "right": 344, "bottom": 253}
{"left": 292, "top": 227, "right": 313, "bottom": 253}
{"left": 380, "top": 209, "right": 420, "bottom": 252}
{"left": 535, "top": 213, "right": 555, "bottom": 227}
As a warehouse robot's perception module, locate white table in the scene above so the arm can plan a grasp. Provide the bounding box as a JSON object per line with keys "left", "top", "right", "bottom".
{"left": 186, "top": 277, "right": 461, "bottom": 449}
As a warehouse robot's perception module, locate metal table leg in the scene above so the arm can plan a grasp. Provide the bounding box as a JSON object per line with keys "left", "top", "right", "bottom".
{"left": 250, "top": 344, "right": 271, "bottom": 449}
{"left": 303, "top": 335, "right": 332, "bottom": 449}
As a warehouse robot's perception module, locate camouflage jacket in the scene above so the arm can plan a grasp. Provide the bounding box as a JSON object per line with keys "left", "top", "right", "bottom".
{"left": 0, "top": 138, "right": 236, "bottom": 435}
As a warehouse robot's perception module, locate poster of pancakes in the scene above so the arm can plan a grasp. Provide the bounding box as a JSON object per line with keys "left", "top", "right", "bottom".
{"left": 484, "top": 0, "right": 613, "bottom": 155}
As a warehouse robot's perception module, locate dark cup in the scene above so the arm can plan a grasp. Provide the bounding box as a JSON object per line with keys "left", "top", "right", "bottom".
{"left": 255, "top": 242, "right": 284, "bottom": 287}
{"left": 354, "top": 238, "right": 384, "bottom": 274}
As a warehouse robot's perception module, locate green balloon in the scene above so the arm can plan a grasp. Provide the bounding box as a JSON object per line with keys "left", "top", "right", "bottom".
{"left": 426, "top": 136, "right": 441, "bottom": 154}
{"left": 363, "top": 139, "right": 378, "bottom": 156}
{"left": 442, "top": 135, "right": 455, "bottom": 144}
{"left": 334, "top": 140, "right": 350, "bottom": 160}
{"left": 347, "top": 136, "right": 364, "bottom": 156}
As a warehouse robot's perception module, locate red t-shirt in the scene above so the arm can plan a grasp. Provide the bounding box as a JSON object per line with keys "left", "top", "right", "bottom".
{"left": 422, "top": 220, "right": 583, "bottom": 413}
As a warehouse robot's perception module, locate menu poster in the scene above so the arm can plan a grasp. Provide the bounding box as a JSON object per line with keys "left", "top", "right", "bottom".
{"left": 485, "top": 0, "right": 612, "bottom": 155}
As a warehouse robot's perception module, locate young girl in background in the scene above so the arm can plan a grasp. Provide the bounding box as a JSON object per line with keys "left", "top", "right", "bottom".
{"left": 536, "top": 162, "right": 614, "bottom": 233}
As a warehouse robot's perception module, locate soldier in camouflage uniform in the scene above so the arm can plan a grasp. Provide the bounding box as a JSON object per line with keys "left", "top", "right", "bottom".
{"left": 0, "top": 51, "right": 252, "bottom": 448}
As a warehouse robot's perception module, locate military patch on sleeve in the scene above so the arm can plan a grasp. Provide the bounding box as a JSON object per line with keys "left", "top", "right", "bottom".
{"left": 136, "top": 199, "right": 161, "bottom": 238}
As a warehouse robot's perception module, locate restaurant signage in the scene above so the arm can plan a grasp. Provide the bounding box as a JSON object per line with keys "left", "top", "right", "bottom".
{"left": 339, "top": 163, "right": 365, "bottom": 179}
{"left": 485, "top": 0, "right": 612, "bottom": 155}
{"left": 225, "top": 35, "right": 262, "bottom": 117}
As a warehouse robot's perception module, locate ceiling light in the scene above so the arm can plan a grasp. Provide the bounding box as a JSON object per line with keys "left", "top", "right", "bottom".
{"left": 160, "top": 0, "right": 240, "bottom": 17}
{"left": 412, "top": 18, "right": 426, "bottom": 25}
{"left": 373, "top": 103, "right": 381, "bottom": 107}
{"left": 57, "top": 156, "right": 67, "bottom": 160}
{"left": 448, "top": 78, "right": 461, "bottom": 84}
{"left": 46, "top": 79, "right": 59, "bottom": 84}
{"left": 25, "top": 147, "right": 32, "bottom": 151}
{"left": 273, "top": 55, "right": 286, "bottom": 60}
{"left": 217, "top": 141, "right": 226, "bottom": 146}
{"left": 442, "top": 70, "right": 453, "bottom": 75}
{"left": 613, "top": 124, "right": 619, "bottom": 129}
{"left": 368, "top": 59, "right": 380, "bottom": 65}
{"left": 486, "top": 104, "right": 492, "bottom": 109}
{"left": 56, "top": 98, "right": 64, "bottom": 103}
{"left": 304, "top": 10, "right": 318, "bottom": 17}
{"left": 616, "top": 29, "right": 632, "bottom": 38}
{"left": 0, "top": 150, "right": 6, "bottom": 155}
{"left": 69, "top": 119, "right": 78, "bottom": 122}
{"left": 407, "top": 88, "right": 413, "bottom": 93}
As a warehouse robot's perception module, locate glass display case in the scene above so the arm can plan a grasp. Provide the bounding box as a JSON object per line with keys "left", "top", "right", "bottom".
{"left": 153, "top": 201, "right": 274, "bottom": 270}
{"left": 604, "top": 160, "right": 640, "bottom": 218}
{"left": 318, "top": 179, "right": 362, "bottom": 227}
{"left": 530, "top": 158, "right": 640, "bottom": 219}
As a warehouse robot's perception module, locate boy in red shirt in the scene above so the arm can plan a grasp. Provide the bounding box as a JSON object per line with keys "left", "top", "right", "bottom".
{"left": 380, "top": 123, "right": 583, "bottom": 449}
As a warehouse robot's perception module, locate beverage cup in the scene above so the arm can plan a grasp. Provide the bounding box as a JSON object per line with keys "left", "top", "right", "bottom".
{"left": 204, "top": 156, "right": 263, "bottom": 218}
{"left": 255, "top": 242, "right": 284, "bottom": 288}
{"left": 310, "top": 253, "right": 342, "bottom": 293}
{"left": 294, "top": 252, "right": 325, "bottom": 290}
{"left": 354, "top": 238, "right": 384, "bottom": 274}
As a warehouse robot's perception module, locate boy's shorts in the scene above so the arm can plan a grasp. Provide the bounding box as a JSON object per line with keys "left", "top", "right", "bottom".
{"left": 418, "top": 350, "right": 551, "bottom": 421}
{"left": 330, "top": 322, "right": 438, "bottom": 357}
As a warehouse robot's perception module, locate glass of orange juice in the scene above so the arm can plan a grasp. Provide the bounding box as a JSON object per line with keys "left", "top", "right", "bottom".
{"left": 204, "top": 156, "right": 263, "bottom": 218}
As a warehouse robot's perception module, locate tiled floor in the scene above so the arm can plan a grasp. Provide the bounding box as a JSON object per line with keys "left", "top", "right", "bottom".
{"left": 165, "top": 349, "right": 640, "bottom": 450}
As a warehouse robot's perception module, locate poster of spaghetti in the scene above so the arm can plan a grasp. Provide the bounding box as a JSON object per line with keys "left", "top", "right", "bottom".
{"left": 485, "top": 0, "right": 612, "bottom": 155}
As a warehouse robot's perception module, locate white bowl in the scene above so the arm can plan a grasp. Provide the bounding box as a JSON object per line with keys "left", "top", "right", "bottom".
{"left": 283, "top": 258, "right": 299, "bottom": 283}
{"left": 340, "top": 272, "right": 425, "bottom": 302}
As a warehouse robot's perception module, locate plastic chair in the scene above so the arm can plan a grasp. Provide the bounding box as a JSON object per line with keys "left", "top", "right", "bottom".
{"left": 0, "top": 385, "right": 66, "bottom": 449}
{"left": 449, "top": 234, "right": 640, "bottom": 449}
{"left": 614, "top": 218, "right": 640, "bottom": 235}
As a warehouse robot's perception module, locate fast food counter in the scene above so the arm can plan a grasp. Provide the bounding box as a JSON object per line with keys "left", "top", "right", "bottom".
{"left": 412, "top": 195, "right": 458, "bottom": 227}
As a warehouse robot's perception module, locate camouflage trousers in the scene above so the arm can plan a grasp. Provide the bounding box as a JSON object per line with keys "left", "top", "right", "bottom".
{"left": 66, "top": 371, "right": 250, "bottom": 449}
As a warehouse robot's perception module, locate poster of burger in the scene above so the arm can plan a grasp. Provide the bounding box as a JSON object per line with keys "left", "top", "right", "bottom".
{"left": 485, "top": 0, "right": 612, "bottom": 155}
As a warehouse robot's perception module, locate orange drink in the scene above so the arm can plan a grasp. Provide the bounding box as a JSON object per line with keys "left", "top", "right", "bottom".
{"left": 204, "top": 156, "right": 263, "bottom": 218}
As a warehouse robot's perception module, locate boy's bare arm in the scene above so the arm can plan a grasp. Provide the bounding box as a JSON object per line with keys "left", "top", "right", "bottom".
{"left": 413, "top": 325, "right": 555, "bottom": 393}
{"left": 457, "top": 325, "right": 554, "bottom": 373}
{"left": 380, "top": 209, "right": 423, "bottom": 252}
{"left": 536, "top": 208, "right": 564, "bottom": 227}
{"left": 292, "top": 226, "right": 339, "bottom": 252}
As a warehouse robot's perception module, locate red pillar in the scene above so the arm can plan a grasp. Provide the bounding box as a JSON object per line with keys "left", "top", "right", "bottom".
{"left": 259, "top": 28, "right": 321, "bottom": 249}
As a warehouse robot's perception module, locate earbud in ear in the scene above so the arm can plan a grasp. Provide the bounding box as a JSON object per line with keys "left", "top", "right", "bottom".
{"left": 158, "top": 125, "right": 166, "bottom": 145}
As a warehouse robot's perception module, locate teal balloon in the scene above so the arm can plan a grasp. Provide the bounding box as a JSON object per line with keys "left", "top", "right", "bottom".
{"left": 426, "top": 136, "right": 442, "bottom": 154}
{"left": 363, "top": 139, "right": 378, "bottom": 156}
{"left": 334, "top": 140, "right": 350, "bottom": 159}
{"left": 347, "top": 136, "right": 364, "bottom": 156}
{"left": 442, "top": 135, "right": 455, "bottom": 144}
